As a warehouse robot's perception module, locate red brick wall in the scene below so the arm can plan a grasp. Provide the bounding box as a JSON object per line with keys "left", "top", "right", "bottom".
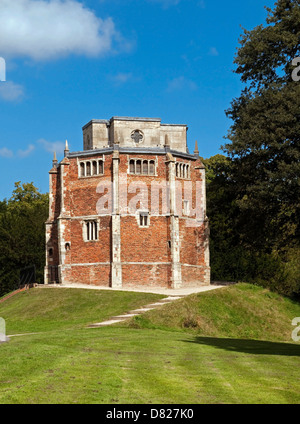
{"left": 121, "top": 215, "right": 170, "bottom": 263}
{"left": 46, "top": 151, "right": 209, "bottom": 287}
{"left": 68, "top": 217, "right": 111, "bottom": 264}
{"left": 67, "top": 155, "right": 113, "bottom": 217}
{"left": 63, "top": 264, "right": 111, "bottom": 286}
{"left": 181, "top": 265, "right": 206, "bottom": 286}
{"left": 122, "top": 264, "right": 171, "bottom": 288}
{"left": 179, "top": 220, "right": 207, "bottom": 266}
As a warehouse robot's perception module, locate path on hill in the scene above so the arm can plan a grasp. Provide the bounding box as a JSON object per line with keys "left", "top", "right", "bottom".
{"left": 5, "top": 284, "right": 227, "bottom": 336}
{"left": 83, "top": 284, "right": 225, "bottom": 328}
{"left": 40, "top": 282, "right": 227, "bottom": 296}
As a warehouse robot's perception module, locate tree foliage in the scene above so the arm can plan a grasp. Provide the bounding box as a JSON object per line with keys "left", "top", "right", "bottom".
{"left": 234, "top": 0, "right": 300, "bottom": 90}
{"left": 0, "top": 182, "right": 48, "bottom": 297}
{"left": 207, "top": 0, "right": 300, "bottom": 297}
{"left": 224, "top": 0, "right": 300, "bottom": 251}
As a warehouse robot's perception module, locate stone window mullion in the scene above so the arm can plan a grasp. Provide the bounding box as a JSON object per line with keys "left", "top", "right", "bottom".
{"left": 90, "top": 222, "right": 92, "bottom": 240}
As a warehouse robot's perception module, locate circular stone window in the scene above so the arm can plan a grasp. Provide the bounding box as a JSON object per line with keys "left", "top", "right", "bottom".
{"left": 131, "top": 130, "right": 144, "bottom": 144}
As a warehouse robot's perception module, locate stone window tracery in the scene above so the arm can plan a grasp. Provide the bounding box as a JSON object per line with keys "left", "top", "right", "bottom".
{"left": 139, "top": 212, "right": 149, "bottom": 227}
{"left": 175, "top": 162, "right": 190, "bottom": 179}
{"left": 129, "top": 159, "right": 156, "bottom": 176}
{"left": 131, "top": 130, "right": 144, "bottom": 144}
{"left": 79, "top": 159, "right": 104, "bottom": 178}
{"left": 85, "top": 221, "right": 98, "bottom": 241}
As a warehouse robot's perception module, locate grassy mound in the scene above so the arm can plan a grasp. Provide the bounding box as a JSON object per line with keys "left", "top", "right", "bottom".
{"left": 0, "top": 287, "right": 163, "bottom": 334}
{"left": 127, "top": 283, "right": 300, "bottom": 342}
{"left": 0, "top": 284, "right": 300, "bottom": 404}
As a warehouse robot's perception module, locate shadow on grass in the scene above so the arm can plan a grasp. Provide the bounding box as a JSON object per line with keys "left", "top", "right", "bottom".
{"left": 185, "top": 336, "right": 300, "bottom": 356}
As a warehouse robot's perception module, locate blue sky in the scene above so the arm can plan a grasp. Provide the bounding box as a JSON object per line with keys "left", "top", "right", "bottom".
{"left": 0, "top": 0, "right": 275, "bottom": 199}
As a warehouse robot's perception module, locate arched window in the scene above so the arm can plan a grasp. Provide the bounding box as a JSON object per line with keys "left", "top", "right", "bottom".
{"left": 79, "top": 159, "right": 104, "bottom": 178}
{"left": 93, "top": 161, "right": 97, "bottom": 175}
{"left": 149, "top": 161, "right": 155, "bottom": 175}
{"left": 139, "top": 212, "right": 149, "bottom": 227}
{"left": 130, "top": 160, "right": 135, "bottom": 174}
{"left": 128, "top": 159, "right": 157, "bottom": 176}
{"left": 80, "top": 162, "right": 85, "bottom": 177}
{"left": 175, "top": 162, "right": 190, "bottom": 179}
{"left": 86, "top": 221, "right": 98, "bottom": 241}
{"left": 99, "top": 160, "right": 103, "bottom": 174}
{"left": 86, "top": 162, "right": 91, "bottom": 176}
{"left": 143, "top": 160, "right": 148, "bottom": 175}
{"left": 93, "top": 222, "right": 98, "bottom": 240}
{"left": 136, "top": 160, "right": 141, "bottom": 174}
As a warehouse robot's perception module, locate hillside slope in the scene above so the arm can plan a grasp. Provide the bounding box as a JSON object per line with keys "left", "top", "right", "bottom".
{"left": 0, "top": 287, "right": 163, "bottom": 334}
{"left": 0, "top": 284, "right": 300, "bottom": 404}
{"left": 127, "top": 283, "right": 300, "bottom": 342}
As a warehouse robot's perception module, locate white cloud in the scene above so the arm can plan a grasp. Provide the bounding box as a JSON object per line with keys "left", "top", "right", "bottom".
{"left": 0, "top": 144, "right": 35, "bottom": 158}
{"left": 0, "top": 81, "right": 24, "bottom": 101}
{"left": 166, "top": 76, "right": 197, "bottom": 92}
{"left": 38, "top": 138, "right": 65, "bottom": 154}
{"left": 0, "top": 147, "right": 14, "bottom": 158}
{"left": 0, "top": 0, "right": 125, "bottom": 61}
{"left": 113, "top": 72, "right": 133, "bottom": 83}
{"left": 109, "top": 72, "right": 135, "bottom": 85}
{"left": 17, "top": 144, "right": 35, "bottom": 158}
{"left": 0, "top": 139, "right": 65, "bottom": 160}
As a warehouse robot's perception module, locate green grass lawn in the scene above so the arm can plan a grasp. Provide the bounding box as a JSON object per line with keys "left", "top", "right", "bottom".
{"left": 126, "top": 283, "right": 300, "bottom": 341}
{"left": 0, "top": 284, "right": 300, "bottom": 404}
{"left": 0, "top": 288, "right": 164, "bottom": 334}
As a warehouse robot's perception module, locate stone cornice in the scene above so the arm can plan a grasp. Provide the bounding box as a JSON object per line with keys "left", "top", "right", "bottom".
{"left": 67, "top": 147, "right": 197, "bottom": 161}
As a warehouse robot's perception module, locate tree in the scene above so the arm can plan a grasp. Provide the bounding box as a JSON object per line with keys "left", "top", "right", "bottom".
{"left": 202, "top": 155, "right": 238, "bottom": 280}
{"left": 234, "top": 0, "right": 300, "bottom": 90}
{"left": 224, "top": 0, "right": 300, "bottom": 252}
{"left": 0, "top": 182, "right": 49, "bottom": 297}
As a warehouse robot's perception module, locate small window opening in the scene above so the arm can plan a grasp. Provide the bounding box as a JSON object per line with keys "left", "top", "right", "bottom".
{"left": 149, "top": 161, "right": 155, "bottom": 175}
{"left": 80, "top": 162, "right": 85, "bottom": 177}
{"left": 139, "top": 212, "right": 149, "bottom": 227}
{"left": 130, "top": 160, "right": 135, "bottom": 174}
{"left": 86, "top": 221, "right": 98, "bottom": 241}
{"left": 142, "top": 160, "right": 148, "bottom": 175}
{"left": 86, "top": 162, "right": 91, "bottom": 176}
{"left": 136, "top": 160, "right": 141, "bottom": 174}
